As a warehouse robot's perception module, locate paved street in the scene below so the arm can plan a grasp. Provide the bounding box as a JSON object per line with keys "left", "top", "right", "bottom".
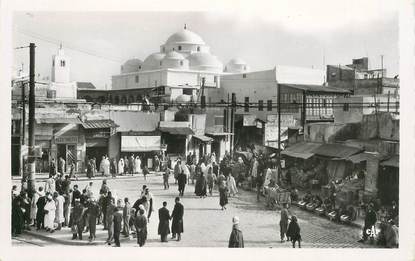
{"left": 13, "top": 174, "right": 377, "bottom": 248}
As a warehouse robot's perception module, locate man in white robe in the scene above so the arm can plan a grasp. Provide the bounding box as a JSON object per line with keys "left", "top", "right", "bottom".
{"left": 44, "top": 194, "right": 56, "bottom": 232}
{"left": 54, "top": 192, "right": 65, "bottom": 230}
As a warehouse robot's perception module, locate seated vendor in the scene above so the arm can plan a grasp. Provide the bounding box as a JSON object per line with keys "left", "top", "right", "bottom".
{"left": 290, "top": 187, "right": 299, "bottom": 202}
{"left": 302, "top": 191, "right": 313, "bottom": 204}
{"left": 321, "top": 197, "right": 333, "bottom": 213}
{"left": 313, "top": 195, "right": 323, "bottom": 208}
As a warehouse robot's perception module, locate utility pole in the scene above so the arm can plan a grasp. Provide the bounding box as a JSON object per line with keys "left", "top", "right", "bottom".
{"left": 27, "top": 43, "right": 36, "bottom": 198}
{"left": 277, "top": 83, "right": 282, "bottom": 185}
{"left": 21, "top": 81, "right": 26, "bottom": 179}
{"left": 380, "top": 54, "right": 384, "bottom": 78}
{"left": 201, "top": 77, "right": 206, "bottom": 109}
{"left": 230, "top": 93, "right": 236, "bottom": 157}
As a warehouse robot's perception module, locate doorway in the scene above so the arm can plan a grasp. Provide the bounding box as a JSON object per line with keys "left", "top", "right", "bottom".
{"left": 57, "top": 144, "right": 78, "bottom": 172}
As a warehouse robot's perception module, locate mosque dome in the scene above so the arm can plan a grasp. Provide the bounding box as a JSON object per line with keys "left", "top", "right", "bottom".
{"left": 165, "top": 28, "right": 206, "bottom": 46}
{"left": 188, "top": 52, "right": 223, "bottom": 72}
{"left": 142, "top": 52, "right": 166, "bottom": 70}
{"left": 224, "top": 58, "right": 250, "bottom": 73}
{"left": 121, "top": 58, "right": 143, "bottom": 73}
{"left": 161, "top": 51, "right": 189, "bottom": 70}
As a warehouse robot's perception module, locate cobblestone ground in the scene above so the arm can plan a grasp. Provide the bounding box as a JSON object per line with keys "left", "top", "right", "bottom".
{"left": 13, "top": 175, "right": 378, "bottom": 248}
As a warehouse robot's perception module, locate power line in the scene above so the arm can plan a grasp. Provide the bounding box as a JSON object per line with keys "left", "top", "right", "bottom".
{"left": 15, "top": 28, "right": 123, "bottom": 63}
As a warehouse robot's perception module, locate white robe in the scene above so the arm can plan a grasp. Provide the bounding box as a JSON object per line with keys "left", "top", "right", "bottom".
{"left": 44, "top": 200, "right": 56, "bottom": 229}
{"left": 55, "top": 195, "right": 65, "bottom": 223}
{"left": 45, "top": 178, "right": 55, "bottom": 194}
{"left": 103, "top": 159, "right": 110, "bottom": 176}
{"left": 30, "top": 191, "right": 43, "bottom": 219}
{"left": 134, "top": 158, "right": 142, "bottom": 173}
{"left": 227, "top": 176, "right": 238, "bottom": 195}
{"left": 118, "top": 159, "right": 124, "bottom": 174}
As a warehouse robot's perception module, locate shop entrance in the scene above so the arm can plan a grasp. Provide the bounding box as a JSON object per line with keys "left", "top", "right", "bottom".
{"left": 86, "top": 146, "right": 108, "bottom": 170}
{"left": 57, "top": 144, "right": 77, "bottom": 171}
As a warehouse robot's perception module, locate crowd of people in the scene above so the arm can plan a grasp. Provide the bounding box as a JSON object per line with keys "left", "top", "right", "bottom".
{"left": 12, "top": 148, "right": 399, "bottom": 248}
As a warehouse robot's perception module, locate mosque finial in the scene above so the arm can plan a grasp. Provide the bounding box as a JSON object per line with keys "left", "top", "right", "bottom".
{"left": 184, "top": 23, "right": 187, "bottom": 30}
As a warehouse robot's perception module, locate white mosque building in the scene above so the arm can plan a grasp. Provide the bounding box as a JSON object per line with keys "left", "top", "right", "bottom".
{"left": 111, "top": 25, "right": 251, "bottom": 103}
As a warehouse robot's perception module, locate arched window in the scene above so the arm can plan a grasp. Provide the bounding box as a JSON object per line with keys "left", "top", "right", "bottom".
{"left": 160, "top": 61, "right": 162, "bottom": 66}
{"left": 121, "top": 96, "right": 127, "bottom": 104}
{"left": 197, "top": 46, "right": 200, "bottom": 52}
{"left": 108, "top": 95, "right": 113, "bottom": 104}
{"left": 128, "top": 95, "right": 134, "bottom": 103}
{"left": 180, "top": 60, "right": 184, "bottom": 66}
{"left": 114, "top": 96, "right": 120, "bottom": 104}
{"left": 138, "top": 65, "right": 141, "bottom": 70}
{"left": 178, "top": 45, "right": 182, "bottom": 51}
{"left": 99, "top": 96, "right": 106, "bottom": 103}
{"left": 136, "top": 95, "right": 143, "bottom": 102}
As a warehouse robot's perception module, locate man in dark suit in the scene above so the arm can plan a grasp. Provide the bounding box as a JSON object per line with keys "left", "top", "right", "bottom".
{"left": 171, "top": 197, "right": 184, "bottom": 241}
{"left": 36, "top": 193, "right": 47, "bottom": 230}
{"left": 158, "top": 201, "right": 170, "bottom": 242}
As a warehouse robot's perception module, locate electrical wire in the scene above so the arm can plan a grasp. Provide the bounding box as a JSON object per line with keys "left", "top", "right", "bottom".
{"left": 15, "top": 28, "right": 123, "bottom": 63}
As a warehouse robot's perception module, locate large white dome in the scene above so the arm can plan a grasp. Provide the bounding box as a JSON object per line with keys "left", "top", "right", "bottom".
{"left": 121, "top": 58, "right": 143, "bottom": 73}
{"left": 142, "top": 52, "right": 166, "bottom": 70}
{"left": 188, "top": 52, "right": 223, "bottom": 72}
{"left": 165, "top": 28, "right": 205, "bottom": 45}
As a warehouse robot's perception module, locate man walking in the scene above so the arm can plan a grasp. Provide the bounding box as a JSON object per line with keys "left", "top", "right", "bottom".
{"left": 279, "top": 203, "right": 289, "bottom": 242}
{"left": 113, "top": 200, "right": 123, "bottom": 247}
{"left": 177, "top": 171, "right": 187, "bottom": 197}
{"left": 228, "top": 216, "right": 244, "bottom": 248}
{"left": 123, "top": 197, "right": 131, "bottom": 238}
{"left": 106, "top": 196, "right": 116, "bottom": 245}
{"left": 36, "top": 191, "right": 47, "bottom": 230}
{"left": 71, "top": 198, "right": 85, "bottom": 240}
{"left": 158, "top": 201, "right": 170, "bottom": 242}
{"left": 135, "top": 208, "right": 148, "bottom": 247}
{"left": 86, "top": 197, "right": 100, "bottom": 242}
{"left": 171, "top": 197, "right": 184, "bottom": 241}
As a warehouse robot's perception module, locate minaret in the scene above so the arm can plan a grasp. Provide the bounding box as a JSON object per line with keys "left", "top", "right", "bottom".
{"left": 51, "top": 44, "right": 70, "bottom": 83}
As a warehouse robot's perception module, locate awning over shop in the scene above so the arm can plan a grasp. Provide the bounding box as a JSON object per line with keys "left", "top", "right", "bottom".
{"left": 313, "top": 143, "right": 362, "bottom": 158}
{"left": 193, "top": 135, "right": 213, "bottom": 142}
{"left": 82, "top": 120, "right": 117, "bottom": 129}
{"left": 159, "top": 127, "right": 194, "bottom": 135}
{"left": 345, "top": 152, "right": 384, "bottom": 163}
{"left": 281, "top": 142, "right": 321, "bottom": 159}
{"left": 36, "top": 118, "right": 82, "bottom": 124}
{"left": 205, "top": 132, "right": 233, "bottom": 136}
{"left": 121, "top": 135, "right": 161, "bottom": 152}
{"left": 380, "top": 155, "right": 399, "bottom": 168}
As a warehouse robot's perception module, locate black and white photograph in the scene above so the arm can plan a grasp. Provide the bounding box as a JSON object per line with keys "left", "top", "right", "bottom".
{"left": 2, "top": 0, "right": 415, "bottom": 260}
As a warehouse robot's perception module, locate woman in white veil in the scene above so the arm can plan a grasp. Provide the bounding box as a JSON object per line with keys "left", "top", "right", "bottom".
{"left": 118, "top": 158, "right": 124, "bottom": 175}
{"left": 135, "top": 156, "right": 142, "bottom": 174}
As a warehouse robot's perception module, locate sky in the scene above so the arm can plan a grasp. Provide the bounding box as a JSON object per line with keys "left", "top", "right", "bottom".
{"left": 12, "top": 1, "right": 399, "bottom": 89}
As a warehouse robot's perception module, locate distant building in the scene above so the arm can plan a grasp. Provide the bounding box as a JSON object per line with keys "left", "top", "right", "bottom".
{"left": 326, "top": 57, "right": 399, "bottom": 97}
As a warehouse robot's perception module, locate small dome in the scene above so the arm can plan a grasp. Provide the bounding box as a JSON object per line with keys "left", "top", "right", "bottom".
{"left": 188, "top": 52, "right": 223, "bottom": 72}
{"left": 164, "top": 51, "right": 185, "bottom": 60}
{"left": 228, "top": 58, "right": 247, "bottom": 65}
{"left": 142, "top": 53, "right": 166, "bottom": 70}
{"left": 121, "top": 58, "right": 143, "bottom": 73}
{"left": 161, "top": 51, "right": 189, "bottom": 70}
{"left": 166, "top": 28, "right": 205, "bottom": 45}
{"left": 225, "top": 58, "right": 249, "bottom": 73}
